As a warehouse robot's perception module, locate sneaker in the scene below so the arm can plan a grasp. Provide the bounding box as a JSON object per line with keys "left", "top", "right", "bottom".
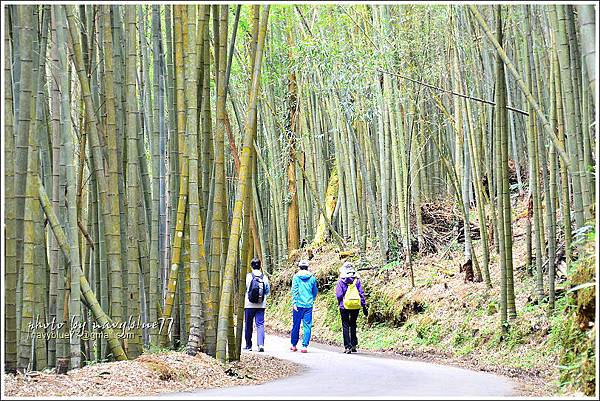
{"left": 290, "top": 346, "right": 297, "bottom": 352}
{"left": 344, "top": 348, "right": 351, "bottom": 354}
{"left": 351, "top": 346, "right": 357, "bottom": 353}
{"left": 300, "top": 346, "right": 308, "bottom": 353}
{"left": 242, "top": 347, "right": 252, "bottom": 352}
{"left": 258, "top": 346, "right": 264, "bottom": 352}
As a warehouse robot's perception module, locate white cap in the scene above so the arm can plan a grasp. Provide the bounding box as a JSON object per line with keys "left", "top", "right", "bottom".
{"left": 298, "top": 260, "right": 309, "bottom": 268}
{"left": 340, "top": 261, "right": 356, "bottom": 277}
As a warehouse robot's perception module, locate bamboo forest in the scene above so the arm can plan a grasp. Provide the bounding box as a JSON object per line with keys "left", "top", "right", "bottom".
{"left": 1, "top": 2, "right": 597, "bottom": 398}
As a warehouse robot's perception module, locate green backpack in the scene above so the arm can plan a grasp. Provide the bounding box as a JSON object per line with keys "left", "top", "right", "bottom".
{"left": 343, "top": 281, "right": 361, "bottom": 310}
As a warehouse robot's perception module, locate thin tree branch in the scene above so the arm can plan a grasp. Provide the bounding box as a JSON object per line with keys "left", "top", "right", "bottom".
{"left": 294, "top": 5, "right": 314, "bottom": 38}
{"left": 378, "top": 68, "right": 529, "bottom": 116}
{"left": 77, "top": 218, "right": 95, "bottom": 250}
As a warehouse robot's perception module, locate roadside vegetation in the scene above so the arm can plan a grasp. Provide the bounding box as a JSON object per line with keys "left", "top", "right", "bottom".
{"left": 267, "top": 201, "right": 595, "bottom": 396}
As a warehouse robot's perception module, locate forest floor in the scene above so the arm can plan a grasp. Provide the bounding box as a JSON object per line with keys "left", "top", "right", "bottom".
{"left": 3, "top": 350, "right": 302, "bottom": 397}
{"left": 266, "top": 197, "right": 595, "bottom": 397}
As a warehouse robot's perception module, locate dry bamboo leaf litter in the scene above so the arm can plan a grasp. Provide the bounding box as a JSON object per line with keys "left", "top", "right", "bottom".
{"left": 3, "top": 351, "right": 302, "bottom": 397}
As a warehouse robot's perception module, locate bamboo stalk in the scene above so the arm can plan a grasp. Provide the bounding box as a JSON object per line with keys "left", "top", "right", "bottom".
{"left": 469, "top": 5, "right": 571, "bottom": 170}
{"left": 215, "top": 6, "right": 270, "bottom": 363}
{"left": 38, "top": 178, "right": 127, "bottom": 361}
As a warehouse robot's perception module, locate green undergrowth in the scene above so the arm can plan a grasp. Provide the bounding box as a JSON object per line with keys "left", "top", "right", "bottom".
{"left": 266, "top": 228, "right": 596, "bottom": 396}
{"left": 546, "top": 227, "right": 596, "bottom": 396}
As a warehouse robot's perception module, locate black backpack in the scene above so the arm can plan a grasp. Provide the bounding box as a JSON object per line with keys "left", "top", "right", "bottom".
{"left": 248, "top": 272, "right": 265, "bottom": 303}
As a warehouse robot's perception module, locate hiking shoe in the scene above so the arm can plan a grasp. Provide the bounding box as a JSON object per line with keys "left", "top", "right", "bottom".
{"left": 351, "top": 346, "right": 357, "bottom": 353}
{"left": 344, "top": 348, "right": 351, "bottom": 354}
{"left": 300, "top": 346, "right": 308, "bottom": 353}
{"left": 258, "top": 346, "right": 264, "bottom": 352}
{"left": 290, "top": 346, "right": 297, "bottom": 352}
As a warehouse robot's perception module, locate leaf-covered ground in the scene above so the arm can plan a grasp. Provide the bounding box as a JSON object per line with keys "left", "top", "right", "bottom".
{"left": 3, "top": 350, "right": 303, "bottom": 397}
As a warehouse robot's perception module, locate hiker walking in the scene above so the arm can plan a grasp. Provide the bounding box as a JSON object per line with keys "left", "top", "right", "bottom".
{"left": 335, "top": 261, "right": 368, "bottom": 354}
{"left": 290, "top": 259, "right": 318, "bottom": 353}
{"left": 243, "top": 258, "right": 271, "bottom": 352}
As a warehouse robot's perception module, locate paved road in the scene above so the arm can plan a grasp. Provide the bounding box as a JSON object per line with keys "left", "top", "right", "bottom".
{"left": 165, "top": 334, "right": 516, "bottom": 397}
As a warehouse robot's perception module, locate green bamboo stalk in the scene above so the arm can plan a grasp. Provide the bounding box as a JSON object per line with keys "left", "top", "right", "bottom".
{"left": 166, "top": 5, "right": 178, "bottom": 260}
{"left": 552, "top": 5, "right": 586, "bottom": 230}
{"left": 200, "top": 5, "right": 212, "bottom": 222}
{"left": 547, "top": 59, "right": 558, "bottom": 314}
{"left": 207, "top": 5, "right": 228, "bottom": 358}
{"left": 564, "top": 7, "right": 591, "bottom": 220}
{"left": 4, "top": 8, "right": 18, "bottom": 373}
{"left": 493, "top": 6, "right": 508, "bottom": 332}
{"left": 576, "top": 4, "right": 596, "bottom": 107}
{"left": 13, "top": 8, "right": 35, "bottom": 341}
{"left": 234, "top": 7, "right": 259, "bottom": 340}
{"left": 181, "top": 192, "right": 190, "bottom": 346}
{"left": 138, "top": 5, "right": 154, "bottom": 238}
{"left": 66, "top": 5, "right": 124, "bottom": 328}
{"left": 215, "top": 7, "right": 269, "bottom": 362}
{"left": 185, "top": 3, "right": 203, "bottom": 356}
{"left": 125, "top": 5, "right": 142, "bottom": 358}
{"left": 551, "top": 42, "right": 573, "bottom": 270}
{"left": 468, "top": 5, "right": 571, "bottom": 170}
{"left": 285, "top": 28, "right": 300, "bottom": 253}
{"left": 196, "top": 9, "right": 206, "bottom": 213}
{"left": 149, "top": 4, "right": 161, "bottom": 347}
{"left": 55, "top": 9, "right": 68, "bottom": 360}
{"left": 524, "top": 7, "right": 545, "bottom": 302}
{"left": 497, "top": 7, "right": 515, "bottom": 320}
{"left": 33, "top": 12, "right": 51, "bottom": 366}
{"left": 17, "top": 5, "right": 37, "bottom": 372}
{"left": 413, "top": 106, "right": 426, "bottom": 254}
{"left": 464, "top": 92, "right": 492, "bottom": 288}
{"left": 193, "top": 8, "right": 211, "bottom": 349}
{"left": 110, "top": 7, "right": 129, "bottom": 288}
{"left": 47, "top": 8, "right": 63, "bottom": 368}
{"left": 137, "top": 183, "right": 151, "bottom": 347}
{"left": 38, "top": 178, "right": 127, "bottom": 361}
{"left": 101, "top": 6, "right": 125, "bottom": 276}
{"left": 89, "top": 174, "right": 102, "bottom": 360}
{"left": 63, "top": 22, "right": 82, "bottom": 365}
{"left": 180, "top": 6, "right": 192, "bottom": 343}
{"left": 158, "top": 157, "right": 188, "bottom": 346}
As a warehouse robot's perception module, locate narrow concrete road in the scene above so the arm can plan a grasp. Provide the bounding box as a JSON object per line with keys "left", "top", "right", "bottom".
{"left": 165, "top": 334, "right": 516, "bottom": 397}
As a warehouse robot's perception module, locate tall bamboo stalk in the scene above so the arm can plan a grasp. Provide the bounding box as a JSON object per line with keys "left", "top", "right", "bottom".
{"left": 17, "top": 5, "right": 37, "bottom": 372}
{"left": 66, "top": 5, "right": 124, "bottom": 329}
{"left": 206, "top": 5, "right": 229, "bottom": 358}
{"left": 216, "top": 6, "right": 270, "bottom": 363}
{"left": 185, "top": 4, "right": 204, "bottom": 356}
{"left": 5, "top": 7, "right": 18, "bottom": 373}
{"left": 38, "top": 178, "right": 127, "bottom": 362}
{"left": 125, "top": 5, "right": 142, "bottom": 358}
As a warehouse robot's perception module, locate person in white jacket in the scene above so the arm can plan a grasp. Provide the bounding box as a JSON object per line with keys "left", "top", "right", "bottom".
{"left": 243, "top": 258, "right": 271, "bottom": 352}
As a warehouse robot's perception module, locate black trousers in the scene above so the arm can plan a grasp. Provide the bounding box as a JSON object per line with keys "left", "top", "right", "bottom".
{"left": 340, "top": 308, "right": 360, "bottom": 349}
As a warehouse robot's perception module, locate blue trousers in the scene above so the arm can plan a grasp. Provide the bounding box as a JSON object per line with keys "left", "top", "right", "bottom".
{"left": 244, "top": 308, "right": 265, "bottom": 348}
{"left": 290, "top": 307, "right": 313, "bottom": 347}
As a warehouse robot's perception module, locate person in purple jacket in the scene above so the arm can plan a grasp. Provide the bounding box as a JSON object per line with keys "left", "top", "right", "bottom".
{"left": 335, "top": 261, "right": 368, "bottom": 354}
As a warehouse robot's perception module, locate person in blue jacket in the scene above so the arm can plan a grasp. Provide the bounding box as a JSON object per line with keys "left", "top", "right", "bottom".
{"left": 290, "top": 259, "right": 318, "bottom": 353}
